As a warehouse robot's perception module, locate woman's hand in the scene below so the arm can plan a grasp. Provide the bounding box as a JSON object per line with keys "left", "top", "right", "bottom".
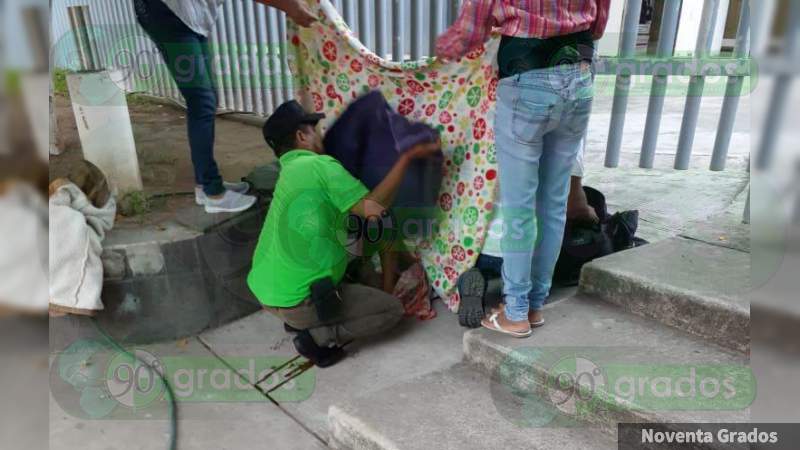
{"left": 285, "top": 0, "right": 316, "bottom": 27}
{"left": 262, "top": 0, "right": 317, "bottom": 27}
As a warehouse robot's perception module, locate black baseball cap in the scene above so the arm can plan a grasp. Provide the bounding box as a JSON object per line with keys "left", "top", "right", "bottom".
{"left": 262, "top": 100, "right": 325, "bottom": 149}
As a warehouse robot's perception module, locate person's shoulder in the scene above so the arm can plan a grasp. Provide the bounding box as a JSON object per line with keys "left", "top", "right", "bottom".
{"left": 309, "top": 154, "right": 349, "bottom": 172}
{"left": 313, "top": 154, "right": 342, "bottom": 164}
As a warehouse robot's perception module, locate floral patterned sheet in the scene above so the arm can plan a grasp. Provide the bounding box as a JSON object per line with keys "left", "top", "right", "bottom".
{"left": 287, "top": 0, "right": 500, "bottom": 311}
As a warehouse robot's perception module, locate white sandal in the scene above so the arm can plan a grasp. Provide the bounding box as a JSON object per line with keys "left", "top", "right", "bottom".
{"left": 481, "top": 312, "right": 532, "bottom": 338}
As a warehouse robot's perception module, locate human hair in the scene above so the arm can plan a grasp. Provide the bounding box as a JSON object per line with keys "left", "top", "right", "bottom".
{"left": 266, "top": 124, "right": 314, "bottom": 157}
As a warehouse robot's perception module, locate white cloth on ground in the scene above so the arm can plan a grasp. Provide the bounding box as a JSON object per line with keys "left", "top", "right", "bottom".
{"left": 49, "top": 182, "right": 116, "bottom": 314}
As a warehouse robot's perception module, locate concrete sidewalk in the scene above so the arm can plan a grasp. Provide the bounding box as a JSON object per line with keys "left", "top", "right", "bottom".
{"left": 49, "top": 300, "right": 466, "bottom": 448}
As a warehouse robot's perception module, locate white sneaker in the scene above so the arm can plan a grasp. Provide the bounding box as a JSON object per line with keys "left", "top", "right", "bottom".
{"left": 203, "top": 189, "right": 257, "bottom": 214}
{"left": 195, "top": 181, "right": 250, "bottom": 205}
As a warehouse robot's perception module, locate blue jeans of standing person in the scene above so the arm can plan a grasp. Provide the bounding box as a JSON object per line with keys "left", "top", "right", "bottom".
{"left": 495, "top": 64, "right": 593, "bottom": 322}
{"left": 133, "top": 0, "right": 224, "bottom": 196}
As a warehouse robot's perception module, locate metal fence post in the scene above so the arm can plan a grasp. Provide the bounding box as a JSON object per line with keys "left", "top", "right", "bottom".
{"left": 392, "top": 0, "right": 406, "bottom": 61}
{"left": 254, "top": 4, "right": 273, "bottom": 114}
{"left": 710, "top": 0, "right": 750, "bottom": 171}
{"left": 277, "top": 11, "right": 293, "bottom": 102}
{"left": 605, "top": 0, "right": 644, "bottom": 168}
{"left": 674, "top": 0, "right": 721, "bottom": 170}
{"left": 639, "top": 0, "right": 682, "bottom": 169}
{"left": 67, "top": 6, "right": 97, "bottom": 71}
{"left": 266, "top": 7, "right": 284, "bottom": 107}
{"left": 375, "top": 0, "right": 388, "bottom": 59}
{"left": 429, "top": 0, "right": 442, "bottom": 56}
{"left": 343, "top": 0, "right": 356, "bottom": 33}
{"left": 244, "top": 0, "right": 263, "bottom": 115}
{"left": 234, "top": 0, "right": 253, "bottom": 113}
{"left": 358, "top": 0, "right": 373, "bottom": 50}
{"left": 410, "top": 0, "right": 423, "bottom": 60}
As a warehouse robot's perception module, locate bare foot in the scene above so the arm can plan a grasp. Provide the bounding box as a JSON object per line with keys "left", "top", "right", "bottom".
{"left": 528, "top": 309, "right": 544, "bottom": 327}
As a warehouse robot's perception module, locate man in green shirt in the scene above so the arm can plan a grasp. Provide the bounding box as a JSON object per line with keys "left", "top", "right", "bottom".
{"left": 248, "top": 100, "right": 440, "bottom": 367}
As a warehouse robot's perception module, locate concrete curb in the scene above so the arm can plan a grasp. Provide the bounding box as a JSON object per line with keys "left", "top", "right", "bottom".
{"left": 51, "top": 206, "right": 268, "bottom": 345}
{"left": 578, "top": 237, "right": 750, "bottom": 353}
{"left": 580, "top": 262, "right": 749, "bottom": 353}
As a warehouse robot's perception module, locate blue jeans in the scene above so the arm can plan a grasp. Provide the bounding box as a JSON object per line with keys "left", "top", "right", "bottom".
{"left": 134, "top": 0, "right": 224, "bottom": 196}
{"left": 495, "top": 64, "right": 593, "bottom": 322}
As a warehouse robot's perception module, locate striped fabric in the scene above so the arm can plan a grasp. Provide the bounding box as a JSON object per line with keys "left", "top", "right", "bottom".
{"left": 436, "top": 0, "right": 611, "bottom": 60}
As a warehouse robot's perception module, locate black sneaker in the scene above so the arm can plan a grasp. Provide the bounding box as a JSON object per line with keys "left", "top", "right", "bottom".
{"left": 457, "top": 268, "right": 487, "bottom": 328}
{"left": 292, "top": 330, "right": 346, "bottom": 368}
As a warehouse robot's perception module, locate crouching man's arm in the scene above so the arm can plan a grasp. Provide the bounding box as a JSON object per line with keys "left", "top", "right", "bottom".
{"left": 349, "top": 140, "right": 440, "bottom": 293}
{"left": 349, "top": 140, "right": 441, "bottom": 218}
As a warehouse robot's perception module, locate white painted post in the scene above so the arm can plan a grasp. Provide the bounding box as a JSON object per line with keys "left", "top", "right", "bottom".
{"left": 66, "top": 70, "right": 143, "bottom": 194}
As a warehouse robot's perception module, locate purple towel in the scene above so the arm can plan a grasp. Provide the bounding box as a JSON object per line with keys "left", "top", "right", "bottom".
{"left": 323, "top": 91, "right": 442, "bottom": 208}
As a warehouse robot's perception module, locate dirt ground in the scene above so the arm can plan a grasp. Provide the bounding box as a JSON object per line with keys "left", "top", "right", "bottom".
{"left": 50, "top": 93, "right": 275, "bottom": 197}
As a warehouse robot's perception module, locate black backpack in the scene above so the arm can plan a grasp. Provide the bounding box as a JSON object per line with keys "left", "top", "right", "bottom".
{"left": 553, "top": 186, "right": 646, "bottom": 286}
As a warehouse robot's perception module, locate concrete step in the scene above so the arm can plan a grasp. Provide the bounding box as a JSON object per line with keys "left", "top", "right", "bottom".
{"left": 578, "top": 237, "right": 750, "bottom": 352}
{"left": 463, "top": 296, "right": 751, "bottom": 435}
{"left": 328, "top": 363, "right": 615, "bottom": 450}
{"left": 51, "top": 203, "right": 268, "bottom": 345}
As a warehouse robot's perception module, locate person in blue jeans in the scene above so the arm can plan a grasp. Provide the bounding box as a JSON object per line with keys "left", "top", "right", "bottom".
{"left": 435, "top": 1, "right": 608, "bottom": 338}
{"left": 455, "top": 139, "right": 598, "bottom": 329}
{"left": 483, "top": 63, "right": 594, "bottom": 337}
{"left": 133, "top": 0, "right": 316, "bottom": 213}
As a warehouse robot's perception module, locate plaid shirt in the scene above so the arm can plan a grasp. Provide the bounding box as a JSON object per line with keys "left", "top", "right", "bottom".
{"left": 436, "top": 0, "right": 611, "bottom": 60}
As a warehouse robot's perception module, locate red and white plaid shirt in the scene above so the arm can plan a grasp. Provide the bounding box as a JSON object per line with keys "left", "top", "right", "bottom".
{"left": 436, "top": 0, "right": 611, "bottom": 60}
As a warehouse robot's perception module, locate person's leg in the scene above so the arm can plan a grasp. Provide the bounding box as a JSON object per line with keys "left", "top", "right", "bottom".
{"left": 134, "top": 0, "right": 224, "bottom": 196}
{"left": 475, "top": 253, "right": 503, "bottom": 278}
{"left": 566, "top": 138, "right": 599, "bottom": 223}
{"left": 262, "top": 300, "right": 320, "bottom": 331}
{"left": 305, "top": 283, "right": 405, "bottom": 347}
{"left": 528, "top": 67, "right": 594, "bottom": 316}
{"left": 491, "top": 74, "right": 555, "bottom": 333}
{"left": 262, "top": 300, "right": 346, "bottom": 367}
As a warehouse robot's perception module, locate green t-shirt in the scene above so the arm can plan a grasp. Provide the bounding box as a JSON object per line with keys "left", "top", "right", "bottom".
{"left": 247, "top": 149, "right": 369, "bottom": 307}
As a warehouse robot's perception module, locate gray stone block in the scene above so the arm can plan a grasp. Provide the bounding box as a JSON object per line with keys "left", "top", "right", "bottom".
{"left": 124, "top": 242, "right": 166, "bottom": 277}
{"left": 101, "top": 249, "right": 126, "bottom": 280}
{"left": 579, "top": 237, "right": 750, "bottom": 352}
